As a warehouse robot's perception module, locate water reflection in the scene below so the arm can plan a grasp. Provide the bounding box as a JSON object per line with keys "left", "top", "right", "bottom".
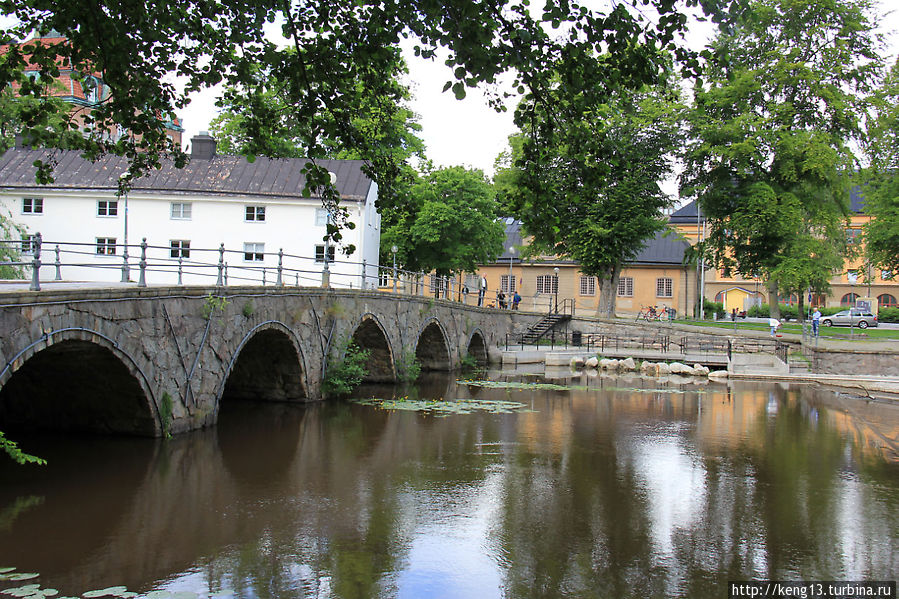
{"left": 0, "top": 372, "right": 896, "bottom": 598}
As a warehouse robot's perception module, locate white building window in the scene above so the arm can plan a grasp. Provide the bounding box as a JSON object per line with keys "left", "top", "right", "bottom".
{"left": 618, "top": 277, "right": 634, "bottom": 297}
{"left": 501, "top": 274, "right": 516, "bottom": 293}
{"left": 170, "top": 240, "right": 190, "bottom": 259}
{"left": 97, "top": 200, "right": 118, "bottom": 217}
{"left": 23, "top": 197, "right": 43, "bottom": 214}
{"left": 315, "top": 208, "right": 329, "bottom": 226}
{"left": 96, "top": 237, "right": 117, "bottom": 255}
{"left": 536, "top": 274, "right": 558, "bottom": 295}
{"left": 171, "top": 202, "right": 192, "bottom": 220}
{"left": 245, "top": 205, "right": 266, "bottom": 222}
{"left": 378, "top": 271, "right": 389, "bottom": 287}
{"left": 20, "top": 234, "right": 38, "bottom": 254}
{"left": 656, "top": 277, "right": 673, "bottom": 298}
{"left": 315, "top": 244, "right": 336, "bottom": 263}
{"left": 883, "top": 270, "right": 893, "bottom": 281}
{"left": 579, "top": 276, "right": 596, "bottom": 296}
{"left": 243, "top": 242, "right": 264, "bottom": 262}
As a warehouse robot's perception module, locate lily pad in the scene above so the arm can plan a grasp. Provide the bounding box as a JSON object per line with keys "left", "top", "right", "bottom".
{"left": 144, "top": 592, "right": 171, "bottom": 599}
{"left": 81, "top": 587, "right": 130, "bottom": 598}
{"left": 3, "top": 574, "right": 39, "bottom": 582}
{"left": 0, "top": 567, "right": 16, "bottom": 574}
{"left": 350, "top": 397, "right": 531, "bottom": 415}
{"left": 458, "top": 379, "right": 584, "bottom": 391}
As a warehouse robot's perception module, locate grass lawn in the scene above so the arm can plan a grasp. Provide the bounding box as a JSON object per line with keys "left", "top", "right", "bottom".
{"left": 673, "top": 319, "right": 899, "bottom": 340}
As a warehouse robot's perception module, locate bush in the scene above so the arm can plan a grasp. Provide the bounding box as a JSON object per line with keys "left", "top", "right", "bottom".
{"left": 747, "top": 304, "right": 769, "bottom": 318}
{"left": 703, "top": 299, "right": 726, "bottom": 320}
{"left": 879, "top": 307, "right": 899, "bottom": 323}
{"left": 323, "top": 341, "right": 370, "bottom": 395}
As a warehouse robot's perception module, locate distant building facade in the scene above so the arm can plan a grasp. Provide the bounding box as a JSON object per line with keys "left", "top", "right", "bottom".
{"left": 669, "top": 194, "right": 899, "bottom": 314}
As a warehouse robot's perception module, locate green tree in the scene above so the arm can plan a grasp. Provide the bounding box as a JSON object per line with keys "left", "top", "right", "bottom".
{"left": 1, "top": 0, "right": 710, "bottom": 227}
{"left": 498, "top": 67, "right": 685, "bottom": 317}
{"left": 381, "top": 166, "right": 504, "bottom": 277}
{"left": 863, "top": 59, "right": 899, "bottom": 274}
{"left": 680, "top": 0, "right": 881, "bottom": 319}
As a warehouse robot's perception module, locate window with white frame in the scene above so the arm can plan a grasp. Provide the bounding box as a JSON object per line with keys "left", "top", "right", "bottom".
{"left": 20, "top": 234, "right": 37, "bottom": 254}
{"left": 97, "top": 200, "right": 118, "bottom": 217}
{"left": 501, "top": 274, "right": 516, "bottom": 293}
{"left": 618, "top": 276, "right": 634, "bottom": 297}
{"left": 243, "top": 242, "right": 264, "bottom": 261}
{"left": 315, "top": 208, "right": 329, "bottom": 226}
{"left": 883, "top": 270, "right": 894, "bottom": 281}
{"left": 656, "top": 277, "right": 673, "bottom": 298}
{"left": 314, "top": 244, "right": 336, "bottom": 263}
{"left": 378, "top": 271, "right": 389, "bottom": 287}
{"left": 96, "top": 237, "right": 117, "bottom": 255}
{"left": 536, "top": 274, "right": 558, "bottom": 295}
{"left": 171, "top": 202, "right": 192, "bottom": 220}
{"left": 579, "top": 276, "right": 596, "bottom": 296}
{"left": 245, "top": 205, "right": 266, "bottom": 222}
{"left": 170, "top": 240, "right": 190, "bottom": 259}
{"left": 22, "top": 197, "right": 43, "bottom": 214}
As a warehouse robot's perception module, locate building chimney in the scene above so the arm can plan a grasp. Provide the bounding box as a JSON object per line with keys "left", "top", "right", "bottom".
{"left": 190, "top": 131, "right": 216, "bottom": 160}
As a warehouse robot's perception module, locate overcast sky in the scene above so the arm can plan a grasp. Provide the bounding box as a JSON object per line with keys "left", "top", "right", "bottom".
{"left": 175, "top": 2, "right": 898, "bottom": 182}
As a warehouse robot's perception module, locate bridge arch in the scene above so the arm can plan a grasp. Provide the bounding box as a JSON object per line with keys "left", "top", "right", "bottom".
{"left": 350, "top": 313, "right": 395, "bottom": 382}
{"left": 466, "top": 329, "right": 489, "bottom": 367}
{"left": 0, "top": 328, "right": 160, "bottom": 436}
{"left": 218, "top": 321, "right": 308, "bottom": 404}
{"left": 415, "top": 318, "right": 452, "bottom": 371}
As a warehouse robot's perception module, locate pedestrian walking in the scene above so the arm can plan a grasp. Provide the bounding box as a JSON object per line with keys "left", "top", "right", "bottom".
{"left": 478, "top": 275, "right": 487, "bottom": 307}
{"left": 812, "top": 308, "right": 821, "bottom": 337}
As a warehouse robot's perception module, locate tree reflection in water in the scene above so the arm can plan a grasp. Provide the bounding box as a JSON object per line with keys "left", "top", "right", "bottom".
{"left": 0, "top": 373, "right": 896, "bottom": 598}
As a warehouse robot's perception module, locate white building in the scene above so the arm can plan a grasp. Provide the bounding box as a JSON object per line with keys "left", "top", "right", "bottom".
{"left": 0, "top": 133, "right": 381, "bottom": 288}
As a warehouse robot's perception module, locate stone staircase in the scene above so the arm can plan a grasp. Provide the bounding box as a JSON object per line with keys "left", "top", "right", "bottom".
{"left": 519, "top": 313, "right": 572, "bottom": 344}
{"left": 729, "top": 352, "right": 789, "bottom": 375}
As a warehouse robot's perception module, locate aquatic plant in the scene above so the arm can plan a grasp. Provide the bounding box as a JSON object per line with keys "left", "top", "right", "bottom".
{"left": 351, "top": 396, "right": 531, "bottom": 415}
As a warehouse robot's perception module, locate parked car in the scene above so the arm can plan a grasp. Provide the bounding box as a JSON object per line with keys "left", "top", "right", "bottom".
{"left": 820, "top": 309, "right": 878, "bottom": 329}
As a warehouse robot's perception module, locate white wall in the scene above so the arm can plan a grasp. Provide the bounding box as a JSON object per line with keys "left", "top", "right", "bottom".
{"left": 0, "top": 187, "right": 378, "bottom": 289}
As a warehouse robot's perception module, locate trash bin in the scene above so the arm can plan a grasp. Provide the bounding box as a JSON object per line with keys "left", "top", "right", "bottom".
{"left": 572, "top": 330, "right": 582, "bottom": 346}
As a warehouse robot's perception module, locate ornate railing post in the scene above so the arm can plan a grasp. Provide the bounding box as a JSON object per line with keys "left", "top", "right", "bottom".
{"left": 54, "top": 244, "right": 62, "bottom": 280}
{"left": 177, "top": 255, "right": 183, "bottom": 286}
{"left": 361, "top": 259, "right": 367, "bottom": 289}
{"left": 216, "top": 243, "right": 225, "bottom": 286}
{"left": 29, "top": 232, "right": 42, "bottom": 291}
{"left": 138, "top": 238, "right": 147, "bottom": 287}
{"left": 224, "top": 263, "right": 229, "bottom": 286}
{"left": 277, "top": 249, "right": 283, "bottom": 286}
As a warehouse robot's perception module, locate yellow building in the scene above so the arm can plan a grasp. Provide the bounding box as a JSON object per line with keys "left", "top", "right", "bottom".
{"left": 469, "top": 219, "right": 695, "bottom": 318}
{"left": 668, "top": 194, "right": 899, "bottom": 313}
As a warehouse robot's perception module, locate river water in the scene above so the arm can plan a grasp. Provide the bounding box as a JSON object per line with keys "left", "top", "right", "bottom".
{"left": 1, "top": 371, "right": 897, "bottom": 598}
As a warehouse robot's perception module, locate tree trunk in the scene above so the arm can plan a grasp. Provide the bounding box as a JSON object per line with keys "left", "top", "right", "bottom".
{"left": 596, "top": 265, "right": 620, "bottom": 319}
{"left": 797, "top": 293, "right": 805, "bottom": 323}
{"left": 769, "top": 279, "right": 781, "bottom": 319}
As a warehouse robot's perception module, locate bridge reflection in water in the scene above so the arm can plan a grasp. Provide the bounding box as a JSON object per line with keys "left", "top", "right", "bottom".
{"left": 0, "top": 372, "right": 896, "bottom": 599}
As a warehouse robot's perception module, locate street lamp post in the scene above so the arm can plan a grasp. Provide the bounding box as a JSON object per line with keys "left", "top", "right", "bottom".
{"left": 508, "top": 246, "right": 515, "bottom": 298}
{"left": 553, "top": 266, "right": 560, "bottom": 313}
{"left": 119, "top": 172, "right": 130, "bottom": 282}
{"left": 391, "top": 245, "right": 398, "bottom": 293}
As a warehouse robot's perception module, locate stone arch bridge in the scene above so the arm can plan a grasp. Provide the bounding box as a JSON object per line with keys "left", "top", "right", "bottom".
{"left": 0, "top": 287, "right": 531, "bottom": 437}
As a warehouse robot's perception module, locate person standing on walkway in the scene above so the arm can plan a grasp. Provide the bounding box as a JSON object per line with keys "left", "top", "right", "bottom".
{"left": 512, "top": 291, "right": 521, "bottom": 310}
{"left": 497, "top": 290, "right": 506, "bottom": 309}
{"left": 769, "top": 317, "right": 781, "bottom": 336}
{"left": 812, "top": 308, "right": 821, "bottom": 337}
{"left": 478, "top": 275, "right": 487, "bottom": 307}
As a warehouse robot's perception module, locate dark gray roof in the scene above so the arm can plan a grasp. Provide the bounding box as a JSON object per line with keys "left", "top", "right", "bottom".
{"left": 495, "top": 219, "right": 688, "bottom": 267}
{"left": 670, "top": 190, "right": 868, "bottom": 223}
{"left": 629, "top": 230, "right": 690, "bottom": 266}
{"left": 668, "top": 200, "right": 703, "bottom": 224}
{"left": 0, "top": 148, "right": 373, "bottom": 201}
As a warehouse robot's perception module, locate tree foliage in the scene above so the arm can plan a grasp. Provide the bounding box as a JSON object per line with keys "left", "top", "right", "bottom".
{"left": 381, "top": 166, "right": 504, "bottom": 276}
{"left": 680, "top": 0, "right": 881, "bottom": 315}
{"left": 498, "top": 66, "right": 685, "bottom": 316}
{"left": 1, "top": 0, "right": 709, "bottom": 235}
{"left": 863, "top": 59, "right": 899, "bottom": 274}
